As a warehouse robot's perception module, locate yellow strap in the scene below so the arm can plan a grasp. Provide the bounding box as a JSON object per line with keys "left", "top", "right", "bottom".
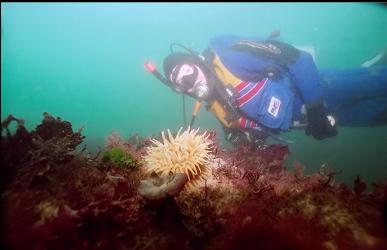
{"left": 207, "top": 53, "right": 243, "bottom": 128}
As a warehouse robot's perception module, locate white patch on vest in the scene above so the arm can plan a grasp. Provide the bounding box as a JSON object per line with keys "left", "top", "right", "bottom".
{"left": 268, "top": 96, "right": 281, "bottom": 117}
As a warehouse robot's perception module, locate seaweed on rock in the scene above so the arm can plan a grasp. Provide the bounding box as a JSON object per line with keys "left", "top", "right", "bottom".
{"left": 1, "top": 114, "right": 387, "bottom": 250}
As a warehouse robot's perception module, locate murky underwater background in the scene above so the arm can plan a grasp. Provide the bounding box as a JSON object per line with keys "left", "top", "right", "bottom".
{"left": 1, "top": 2, "right": 387, "bottom": 188}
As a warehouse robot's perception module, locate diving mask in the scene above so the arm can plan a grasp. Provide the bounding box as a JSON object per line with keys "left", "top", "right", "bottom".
{"left": 170, "top": 63, "right": 210, "bottom": 100}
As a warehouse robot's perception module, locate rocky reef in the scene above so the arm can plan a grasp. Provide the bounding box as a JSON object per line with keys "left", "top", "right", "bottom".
{"left": 1, "top": 113, "right": 387, "bottom": 250}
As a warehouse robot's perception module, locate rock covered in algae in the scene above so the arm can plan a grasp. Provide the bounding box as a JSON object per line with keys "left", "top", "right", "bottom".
{"left": 1, "top": 114, "right": 387, "bottom": 250}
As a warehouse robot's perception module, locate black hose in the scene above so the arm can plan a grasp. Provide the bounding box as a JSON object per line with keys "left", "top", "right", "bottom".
{"left": 182, "top": 94, "right": 187, "bottom": 127}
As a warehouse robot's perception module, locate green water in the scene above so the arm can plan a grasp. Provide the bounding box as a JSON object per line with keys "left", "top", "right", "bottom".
{"left": 1, "top": 3, "right": 387, "bottom": 187}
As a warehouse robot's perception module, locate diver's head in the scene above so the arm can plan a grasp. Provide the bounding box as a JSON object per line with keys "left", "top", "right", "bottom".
{"left": 163, "top": 52, "right": 210, "bottom": 100}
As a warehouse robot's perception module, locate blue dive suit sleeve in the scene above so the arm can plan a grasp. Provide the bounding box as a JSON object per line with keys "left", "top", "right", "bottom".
{"left": 286, "top": 51, "right": 324, "bottom": 103}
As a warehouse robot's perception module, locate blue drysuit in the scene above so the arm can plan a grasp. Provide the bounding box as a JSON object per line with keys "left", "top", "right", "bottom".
{"left": 209, "top": 35, "right": 387, "bottom": 129}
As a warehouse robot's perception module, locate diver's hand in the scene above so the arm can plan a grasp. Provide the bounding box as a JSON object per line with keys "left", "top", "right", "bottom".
{"left": 224, "top": 127, "right": 244, "bottom": 145}
{"left": 223, "top": 126, "right": 269, "bottom": 149}
{"left": 305, "top": 101, "right": 337, "bottom": 140}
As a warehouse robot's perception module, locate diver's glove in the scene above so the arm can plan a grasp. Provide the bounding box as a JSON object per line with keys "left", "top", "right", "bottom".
{"left": 305, "top": 100, "right": 337, "bottom": 140}
{"left": 224, "top": 127, "right": 245, "bottom": 145}
{"left": 223, "top": 126, "right": 269, "bottom": 149}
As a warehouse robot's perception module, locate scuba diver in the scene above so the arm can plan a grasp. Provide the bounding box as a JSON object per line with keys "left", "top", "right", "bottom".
{"left": 145, "top": 33, "right": 387, "bottom": 148}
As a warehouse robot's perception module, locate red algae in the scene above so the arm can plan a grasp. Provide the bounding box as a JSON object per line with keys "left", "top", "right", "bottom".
{"left": 1, "top": 114, "right": 386, "bottom": 250}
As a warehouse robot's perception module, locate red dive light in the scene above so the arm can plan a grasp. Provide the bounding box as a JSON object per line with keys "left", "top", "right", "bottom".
{"left": 144, "top": 61, "right": 156, "bottom": 73}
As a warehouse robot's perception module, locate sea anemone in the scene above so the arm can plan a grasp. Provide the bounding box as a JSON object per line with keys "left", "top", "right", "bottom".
{"left": 142, "top": 127, "right": 212, "bottom": 192}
